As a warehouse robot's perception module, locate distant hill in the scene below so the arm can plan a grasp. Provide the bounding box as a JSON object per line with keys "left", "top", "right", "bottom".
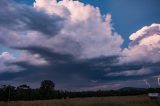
{"left": 118, "top": 87, "right": 146, "bottom": 91}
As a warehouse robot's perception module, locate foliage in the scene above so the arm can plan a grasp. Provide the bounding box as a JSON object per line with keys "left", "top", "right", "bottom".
{"left": 0, "top": 80, "right": 160, "bottom": 101}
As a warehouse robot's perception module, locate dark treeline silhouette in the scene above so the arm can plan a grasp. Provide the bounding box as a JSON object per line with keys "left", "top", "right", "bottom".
{"left": 0, "top": 80, "right": 160, "bottom": 101}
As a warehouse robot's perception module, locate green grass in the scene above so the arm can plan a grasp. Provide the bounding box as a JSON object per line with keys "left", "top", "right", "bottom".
{"left": 0, "top": 95, "right": 159, "bottom": 106}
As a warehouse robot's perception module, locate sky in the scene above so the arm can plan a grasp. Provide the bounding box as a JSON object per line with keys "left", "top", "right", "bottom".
{"left": 0, "top": 0, "right": 160, "bottom": 90}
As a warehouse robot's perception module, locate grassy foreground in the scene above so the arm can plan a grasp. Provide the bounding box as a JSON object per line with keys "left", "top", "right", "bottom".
{"left": 0, "top": 95, "right": 159, "bottom": 106}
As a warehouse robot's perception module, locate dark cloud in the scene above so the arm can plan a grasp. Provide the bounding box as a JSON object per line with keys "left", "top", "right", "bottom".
{"left": 1, "top": 40, "right": 160, "bottom": 90}
{"left": 0, "top": 0, "right": 63, "bottom": 37}
{"left": 1, "top": 48, "right": 159, "bottom": 90}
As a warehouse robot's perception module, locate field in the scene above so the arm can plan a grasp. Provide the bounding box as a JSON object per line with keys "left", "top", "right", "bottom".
{"left": 0, "top": 95, "right": 159, "bottom": 106}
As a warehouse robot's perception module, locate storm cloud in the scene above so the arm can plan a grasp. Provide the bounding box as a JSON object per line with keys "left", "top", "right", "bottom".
{"left": 0, "top": 0, "right": 159, "bottom": 90}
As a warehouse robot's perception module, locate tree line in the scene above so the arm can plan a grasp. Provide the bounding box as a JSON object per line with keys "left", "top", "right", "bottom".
{"left": 0, "top": 80, "right": 160, "bottom": 101}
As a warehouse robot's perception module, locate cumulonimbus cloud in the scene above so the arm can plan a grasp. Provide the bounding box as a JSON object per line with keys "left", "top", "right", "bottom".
{"left": 1, "top": 0, "right": 124, "bottom": 59}
{"left": 32, "top": 0, "right": 124, "bottom": 59}
{"left": 0, "top": 0, "right": 159, "bottom": 90}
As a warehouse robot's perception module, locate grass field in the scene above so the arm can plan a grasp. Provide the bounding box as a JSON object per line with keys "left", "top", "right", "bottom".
{"left": 0, "top": 95, "right": 159, "bottom": 106}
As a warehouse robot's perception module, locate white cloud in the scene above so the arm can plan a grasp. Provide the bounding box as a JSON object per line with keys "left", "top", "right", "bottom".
{"left": 0, "top": 51, "right": 49, "bottom": 73}
{"left": 33, "top": 0, "right": 123, "bottom": 59}
{"left": 0, "top": 52, "right": 15, "bottom": 61}
{"left": 129, "top": 24, "right": 160, "bottom": 42}
{"left": 0, "top": 0, "right": 124, "bottom": 60}
{"left": 17, "top": 51, "right": 49, "bottom": 66}
{"left": 119, "top": 24, "right": 160, "bottom": 64}
{"left": 0, "top": 52, "right": 22, "bottom": 73}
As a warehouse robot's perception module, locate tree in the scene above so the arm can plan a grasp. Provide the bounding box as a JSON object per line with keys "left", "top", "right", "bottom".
{"left": 16, "top": 84, "right": 31, "bottom": 100}
{"left": 17, "top": 84, "right": 30, "bottom": 90}
{"left": 39, "top": 80, "right": 55, "bottom": 99}
{"left": 0, "top": 85, "right": 15, "bottom": 101}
